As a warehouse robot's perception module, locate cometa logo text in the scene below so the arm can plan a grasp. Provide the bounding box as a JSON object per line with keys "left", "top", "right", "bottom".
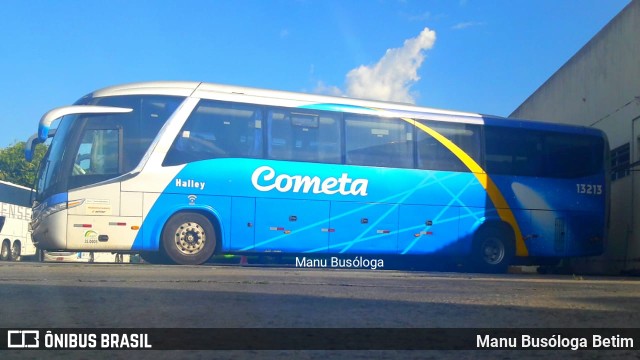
{"left": 251, "top": 166, "right": 369, "bottom": 196}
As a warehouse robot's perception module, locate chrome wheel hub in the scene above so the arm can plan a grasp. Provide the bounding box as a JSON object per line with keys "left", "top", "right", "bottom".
{"left": 174, "top": 222, "right": 206, "bottom": 255}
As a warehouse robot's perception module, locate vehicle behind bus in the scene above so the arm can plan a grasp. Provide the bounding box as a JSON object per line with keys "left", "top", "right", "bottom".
{"left": 0, "top": 181, "right": 37, "bottom": 261}
{"left": 41, "top": 251, "right": 130, "bottom": 263}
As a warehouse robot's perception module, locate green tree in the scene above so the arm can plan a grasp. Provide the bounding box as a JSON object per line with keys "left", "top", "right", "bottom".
{"left": 0, "top": 141, "right": 47, "bottom": 188}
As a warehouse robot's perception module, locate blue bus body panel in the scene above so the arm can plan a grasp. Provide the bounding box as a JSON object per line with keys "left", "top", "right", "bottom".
{"left": 132, "top": 159, "right": 493, "bottom": 253}
{"left": 491, "top": 175, "right": 606, "bottom": 257}
{"left": 254, "top": 198, "right": 330, "bottom": 252}
{"left": 328, "top": 202, "right": 398, "bottom": 254}
{"left": 398, "top": 204, "right": 463, "bottom": 255}
{"left": 230, "top": 197, "right": 255, "bottom": 251}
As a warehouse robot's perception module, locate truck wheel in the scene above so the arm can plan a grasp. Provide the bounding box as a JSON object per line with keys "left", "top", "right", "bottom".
{"left": 162, "top": 212, "right": 216, "bottom": 265}
{"left": 0, "top": 241, "right": 10, "bottom": 261}
{"left": 472, "top": 227, "right": 514, "bottom": 273}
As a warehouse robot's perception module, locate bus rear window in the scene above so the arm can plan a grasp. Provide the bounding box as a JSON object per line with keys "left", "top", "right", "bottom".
{"left": 485, "top": 127, "right": 604, "bottom": 178}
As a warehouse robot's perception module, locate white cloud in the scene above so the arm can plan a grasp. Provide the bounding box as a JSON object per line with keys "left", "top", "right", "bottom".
{"left": 315, "top": 27, "right": 436, "bottom": 104}
{"left": 451, "top": 21, "right": 485, "bottom": 30}
{"left": 313, "top": 81, "right": 343, "bottom": 97}
{"left": 403, "top": 11, "right": 432, "bottom": 22}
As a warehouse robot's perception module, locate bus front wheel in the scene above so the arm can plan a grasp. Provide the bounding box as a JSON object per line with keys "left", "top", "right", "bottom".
{"left": 139, "top": 251, "right": 171, "bottom": 265}
{"left": 472, "top": 227, "right": 514, "bottom": 273}
{"left": 161, "top": 212, "right": 216, "bottom": 265}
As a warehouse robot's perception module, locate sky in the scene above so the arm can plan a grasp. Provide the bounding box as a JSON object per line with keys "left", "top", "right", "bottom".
{"left": 0, "top": 0, "right": 631, "bottom": 148}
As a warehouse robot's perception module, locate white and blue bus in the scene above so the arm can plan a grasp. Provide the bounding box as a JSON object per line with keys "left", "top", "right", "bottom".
{"left": 25, "top": 81, "right": 608, "bottom": 271}
{"left": 0, "top": 180, "right": 37, "bottom": 261}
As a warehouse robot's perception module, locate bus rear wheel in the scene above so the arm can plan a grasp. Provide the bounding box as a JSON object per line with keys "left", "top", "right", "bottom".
{"left": 0, "top": 241, "right": 10, "bottom": 261}
{"left": 10, "top": 241, "right": 21, "bottom": 261}
{"left": 472, "top": 227, "right": 514, "bottom": 273}
{"left": 161, "top": 212, "right": 216, "bottom": 265}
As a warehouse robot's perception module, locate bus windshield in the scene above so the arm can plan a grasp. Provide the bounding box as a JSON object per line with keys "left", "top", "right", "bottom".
{"left": 34, "top": 115, "right": 74, "bottom": 203}
{"left": 34, "top": 95, "right": 184, "bottom": 203}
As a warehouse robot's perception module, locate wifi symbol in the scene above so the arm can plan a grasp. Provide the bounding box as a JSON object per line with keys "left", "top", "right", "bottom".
{"left": 188, "top": 195, "right": 197, "bottom": 205}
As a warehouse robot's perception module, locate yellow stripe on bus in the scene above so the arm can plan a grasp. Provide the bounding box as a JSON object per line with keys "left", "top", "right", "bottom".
{"left": 402, "top": 118, "right": 528, "bottom": 257}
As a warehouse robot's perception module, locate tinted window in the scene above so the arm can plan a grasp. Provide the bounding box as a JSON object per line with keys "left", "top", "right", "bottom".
{"left": 72, "top": 129, "right": 120, "bottom": 176}
{"left": 267, "top": 109, "right": 341, "bottom": 163}
{"left": 485, "top": 127, "right": 543, "bottom": 177}
{"left": 485, "top": 127, "right": 604, "bottom": 178}
{"left": 91, "top": 95, "right": 183, "bottom": 173}
{"left": 416, "top": 120, "right": 481, "bottom": 172}
{"left": 545, "top": 132, "right": 604, "bottom": 178}
{"left": 345, "top": 115, "right": 413, "bottom": 168}
{"left": 164, "top": 100, "right": 263, "bottom": 166}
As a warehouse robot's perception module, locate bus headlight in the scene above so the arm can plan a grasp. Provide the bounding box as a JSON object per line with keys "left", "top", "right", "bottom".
{"left": 38, "top": 199, "right": 85, "bottom": 221}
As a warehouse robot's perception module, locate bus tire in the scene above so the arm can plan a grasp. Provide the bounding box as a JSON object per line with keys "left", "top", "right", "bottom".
{"left": 10, "top": 241, "right": 21, "bottom": 261}
{"left": 161, "top": 212, "right": 216, "bottom": 265}
{"left": 472, "top": 226, "right": 514, "bottom": 273}
{"left": 0, "top": 240, "right": 10, "bottom": 261}
{"left": 139, "top": 251, "right": 171, "bottom": 264}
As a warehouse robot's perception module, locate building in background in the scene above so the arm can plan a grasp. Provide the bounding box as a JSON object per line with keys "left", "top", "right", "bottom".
{"left": 510, "top": 0, "right": 640, "bottom": 274}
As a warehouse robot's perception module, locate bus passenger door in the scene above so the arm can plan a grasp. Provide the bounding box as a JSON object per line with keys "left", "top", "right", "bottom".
{"left": 254, "top": 198, "right": 329, "bottom": 253}
{"left": 329, "top": 202, "right": 398, "bottom": 254}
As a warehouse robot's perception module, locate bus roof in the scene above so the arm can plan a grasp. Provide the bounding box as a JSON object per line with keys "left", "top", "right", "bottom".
{"left": 86, "top": 81, "right": 483, "bottom": 121}
{"left": 84, "top": 81, "right": 605, "bottom": 137}
{"left": 0, "top": 180, "right": 33, "bottom": 192}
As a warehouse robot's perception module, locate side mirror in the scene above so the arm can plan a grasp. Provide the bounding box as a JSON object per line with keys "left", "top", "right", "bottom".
{"left": 25, "top": 129, "right": 57, "bottom": 161}
{"left": 25, "top": 133, "right": 39, "bottom": 162}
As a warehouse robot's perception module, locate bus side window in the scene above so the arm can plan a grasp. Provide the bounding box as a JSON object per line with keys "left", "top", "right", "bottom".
{"left": 164, "top": 100, "right": 263, "bottom": 166}
{"left": 267, "top": 111, "right": 293, "bottom": 160}
{"left": 544, "top": 134, "right": 604, "bottom": 178}
{"left": 416, "top": 121, "right": 480, "bottom": 172}
{"left": 267, "top": 109, "right": 341, "bottom": 164}
{"left": 345, "top": 115, "right": 413, "bottom": 168}
{"left": 486, "top": 127, "right": 519, "bottom": 175}
{"left": 485, "top": 127, "right": 543, "bottom": 177}
{"left": 125, "top": 96, "right": 183, "bottom": 172}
